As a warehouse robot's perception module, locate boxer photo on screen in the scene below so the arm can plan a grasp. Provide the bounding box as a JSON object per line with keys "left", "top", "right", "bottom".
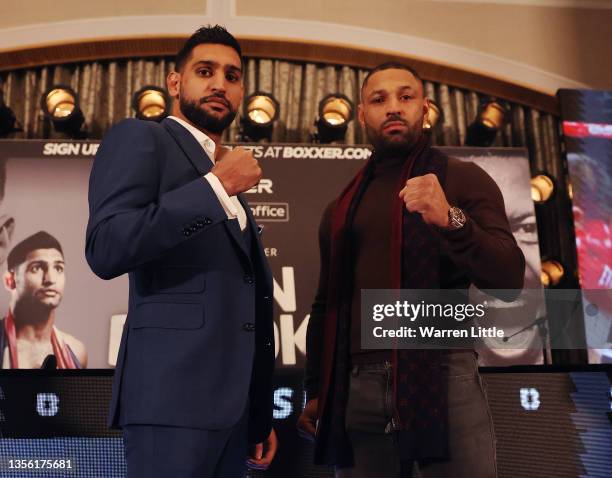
{"left": 1, "top": 231, "right": 86, "bottom": 369}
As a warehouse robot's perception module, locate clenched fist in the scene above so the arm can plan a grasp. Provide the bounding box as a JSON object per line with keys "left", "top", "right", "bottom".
{"left": 398, "top": 173, "right": 450, "bottom": 228}
{"left": 296, "top": 398, "right": 318, "bottom": 442}
{"left": 212, "top": 146, "right": 262, "bottom": 196}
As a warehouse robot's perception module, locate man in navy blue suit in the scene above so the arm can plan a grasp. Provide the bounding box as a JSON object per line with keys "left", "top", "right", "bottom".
{"left": 86, "top": 25, "right": 277, "bottom": 477}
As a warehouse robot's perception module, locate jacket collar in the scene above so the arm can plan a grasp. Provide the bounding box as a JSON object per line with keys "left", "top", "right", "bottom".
{"left": 161, "top": 117, "right": 214, "bottom": 176}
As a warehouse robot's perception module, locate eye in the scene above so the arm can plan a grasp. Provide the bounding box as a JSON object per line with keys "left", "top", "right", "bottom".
{"left": 520, "top": 223, "right": 537, "bottom": 234}
{"left": 513, "top": 222, "right": 538, "bottom": 244}
{"left": 372, "top": 97, "right": 384, "bottom": 104}
{"left": 401, "top": 94, "right": 413, "bottom": 101}
{"left": 226, "top": 72, "right": 239, "bottom": 82}
{"left": 197, "top": 69, "right": 212, "bottom": 77}
{"left": 29, "top": 265, "right": 40, "bottom": 273}
{"left": 55, "top": 265, "right": 64, "bottom": 273}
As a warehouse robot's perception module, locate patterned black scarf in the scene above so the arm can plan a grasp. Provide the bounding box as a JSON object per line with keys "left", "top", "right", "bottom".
{"left": 315, "top": 135, "right": 450, "bottom": 466}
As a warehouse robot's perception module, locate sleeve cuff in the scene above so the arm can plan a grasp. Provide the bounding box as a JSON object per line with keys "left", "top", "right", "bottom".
{"left": 204, "top": 172, "right": 238, "bottom": 219}
{"left": 437, "top": 215, "right": 474, "bottom": 241}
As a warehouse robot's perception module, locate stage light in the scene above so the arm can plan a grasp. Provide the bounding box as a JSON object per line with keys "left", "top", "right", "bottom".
{"left": 315, "top": 94, "right": 354, "bottom": 143}
{"left": 41, "top": 86, "right": 85, "bottom": 137}
{"left": 541, "top": 260, "right": 565, "bottom": 287}
{"left": 423, "top": 99, "right": 442, "bottom": 132}
{"left": 247, "top": 94, "right": 278, "bottom": 124}
{"left": 465, "top": 100, "right": 506, "bottom": 147}
{"left": 240, "top": 92, "right": 279, "bottom": 142}
{"left": 132, "top": 86, "right": 169, "bottom": 121}
{"left": 531, "top": 174, "right": 555, "bottom": 203}
{"left": 0, "top": 92, "right": 21, "bottom": 137}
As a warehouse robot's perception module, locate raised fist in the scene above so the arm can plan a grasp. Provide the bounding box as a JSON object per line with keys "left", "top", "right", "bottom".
{"left": 398, "top": 173, "right": 450, "bottom": 228}
{"left": 212, "top": 147, "right": 262, "bottom": 196}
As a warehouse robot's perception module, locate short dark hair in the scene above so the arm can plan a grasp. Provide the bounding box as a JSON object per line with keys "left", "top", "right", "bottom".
{"left": 361, "top": 62, "right": 424, "bottom": 97}
{"left": 175, "top": 25, "right": 243, "bottom": 72}
{"left": 7, "top": 231, "right": 63, "bottom": 271}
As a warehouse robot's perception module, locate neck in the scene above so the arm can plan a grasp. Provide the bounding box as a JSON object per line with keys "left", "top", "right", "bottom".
{"left": 374, "top": 152, "right": 407, "bottom": 165}
{"left": 11, "top": 305, "right": 55, "bottom": 341}
{"left": 374, "top": 134, "right": 427, "bottom": 163}
{"left": 171, "top": 108, "right": 222, "bottom": 148}
{"left": 15, "top": 313, "right": 55, "bottom": 342}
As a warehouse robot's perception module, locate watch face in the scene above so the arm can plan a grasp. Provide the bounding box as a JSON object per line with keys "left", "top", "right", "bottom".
{"left": 449, "top": 207, "right": 466, "bottom": 229}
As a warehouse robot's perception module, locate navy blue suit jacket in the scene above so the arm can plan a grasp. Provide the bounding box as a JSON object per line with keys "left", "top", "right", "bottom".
{"left": 85, "top": 118, "right": 275, "bottom": 443}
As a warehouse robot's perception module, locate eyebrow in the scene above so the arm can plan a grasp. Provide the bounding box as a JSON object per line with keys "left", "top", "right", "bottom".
{"left": 367, "top": 85, "right": 415, "bottom": 98}
{"left": 511, "top": 211, "right": 535, "bottom": 223}
{"left": 192, "top": 60, "right": 242, "bottom": 74}
{"left": 27, "top": 260, "right": 65, "bottom": 266}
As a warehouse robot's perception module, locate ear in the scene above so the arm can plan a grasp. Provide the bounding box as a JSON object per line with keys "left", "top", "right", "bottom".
{"left": 167, "top": 71, "right": 181, "bottom": 98}
{"left": 0, "top": 216, "right": 15, "bottom": 265}
{"left": 3, "top": 270, "right": 15, "bottom": 292}
{"left": 238, "top": 81, "right": 244, "bottom": 105}
{"left": 422, "top": 98, "right": 431, "bottom": 128}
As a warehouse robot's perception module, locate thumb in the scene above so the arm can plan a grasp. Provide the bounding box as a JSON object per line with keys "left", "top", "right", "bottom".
{"left": 254, "top": 442, "right": 263, "bottom": 460}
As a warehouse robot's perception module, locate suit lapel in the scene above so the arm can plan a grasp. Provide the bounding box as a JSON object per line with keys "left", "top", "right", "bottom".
{"left": 162, "top": 118, "right": 255, "bottom": 264}
{"left": 238, "top": 194, "right": 273, "bottom": 288}
{"left": 224, "top": 214, "right": 251, "bottom": 263}
{"left": 162, "top": 118, "right": 213, "bottom": 176}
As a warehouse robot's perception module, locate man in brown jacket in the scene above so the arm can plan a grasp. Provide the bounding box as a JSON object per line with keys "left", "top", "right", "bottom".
{"left": 298, "top": 63, "right": 525, "bottom": 477}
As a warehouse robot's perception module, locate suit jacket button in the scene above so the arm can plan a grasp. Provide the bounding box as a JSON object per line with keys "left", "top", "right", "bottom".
{"left": 243, "top": 322, "right": 255, "bottom": 332}
{"left": 244, "top": 275, "right": 254, "bottom": 284}
{"left": 182, "top": 229, "right": 191, "bottom": 236}
{"left": 196, "top": 221, "right": 204, "bottom": 227}
{"left": 204, "top": 218, "right": 212, "bottom": 225}
{"left": 190, "top": 225, "right": 198, "bottom": 232}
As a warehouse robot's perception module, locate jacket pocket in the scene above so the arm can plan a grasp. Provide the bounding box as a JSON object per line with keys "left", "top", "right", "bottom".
{"left": 151, "top": 267, "right": 206, "bottom": 294}
{"left": 130, "top": 302, "right": 204, "bottom": 329}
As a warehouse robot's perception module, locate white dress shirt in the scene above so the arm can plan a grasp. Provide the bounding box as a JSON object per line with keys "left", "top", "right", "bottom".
{"left": 168, "top": 116, "right": 247, "bottom": 231}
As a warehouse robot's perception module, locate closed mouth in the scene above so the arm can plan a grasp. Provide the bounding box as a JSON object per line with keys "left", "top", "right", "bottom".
{"left": 204, "top": 98, "right": 229, "bottom": 111}
{"left": 383, "top": 121, "right": 407, "bottom": 131}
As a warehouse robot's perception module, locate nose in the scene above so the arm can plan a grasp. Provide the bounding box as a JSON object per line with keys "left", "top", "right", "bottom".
{"left": 208, "top": 71, "right": 226, "bottom": 93}
{"left": 42, "top": 268, "right": 56, "bottom": 285}
{"left": 385, "top": 97, "right": 402, "bottom": 117}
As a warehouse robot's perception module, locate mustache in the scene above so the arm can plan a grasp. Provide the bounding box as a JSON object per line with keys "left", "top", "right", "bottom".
{"left": 382, "top": 115, "right": 408, "bottom": 128}
{"left": 199, "top": 93, "right": 230, "bottom": 108}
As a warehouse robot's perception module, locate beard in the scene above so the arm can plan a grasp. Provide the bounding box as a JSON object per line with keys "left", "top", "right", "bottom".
{"left": 14, "top": 294, "right": 61, "bottom": 324}
{"left": 179, "top": 91, "right": 237, "bottom": 134}
{"left": 365, "top": 116, "right": 423, "bottom": 158}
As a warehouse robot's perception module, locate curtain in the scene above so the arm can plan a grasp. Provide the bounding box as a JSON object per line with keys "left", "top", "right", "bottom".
{"left": 0, "top": 56, "right": 562, "bottom": 174}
